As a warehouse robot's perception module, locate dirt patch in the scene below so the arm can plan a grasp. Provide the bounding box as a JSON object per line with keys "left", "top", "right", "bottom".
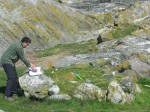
{"left": 16, "top": 51, "right": 71, "bottom": 69}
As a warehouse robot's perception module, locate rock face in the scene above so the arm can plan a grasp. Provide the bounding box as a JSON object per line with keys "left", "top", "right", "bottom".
{"left": 0, "top": 0, "right": 150, "bottom": 57}
{"left": 19, "top": 72, "right": 54, "bottom": 99}
{"left": 0, "top": 0, "right": 109, "bottom": 53}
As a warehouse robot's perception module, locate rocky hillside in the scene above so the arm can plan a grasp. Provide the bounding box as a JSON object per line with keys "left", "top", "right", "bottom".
{"left": 0, "top": 0, "right": 150, "bottom": 58}
{"left": 0, "top": 0, "right": 149, "bottom": 105}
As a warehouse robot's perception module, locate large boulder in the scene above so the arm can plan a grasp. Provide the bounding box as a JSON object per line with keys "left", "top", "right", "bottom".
{"left": 107, "top": 80, "right": 135, "bottom": 104}
{"left": 19, "top": 72, "right": 54, "bottom": 99}
{"left": 74, "top": 83, "right": 106, "bottom": 101}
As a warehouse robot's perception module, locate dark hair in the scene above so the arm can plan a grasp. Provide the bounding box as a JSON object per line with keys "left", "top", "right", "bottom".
{"left": 21, "top": 37, "right": 31, "bottom": 43}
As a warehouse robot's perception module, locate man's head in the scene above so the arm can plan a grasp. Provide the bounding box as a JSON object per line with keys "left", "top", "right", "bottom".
{"left": 21, "top": 37, "right": 31, "bottom": 48}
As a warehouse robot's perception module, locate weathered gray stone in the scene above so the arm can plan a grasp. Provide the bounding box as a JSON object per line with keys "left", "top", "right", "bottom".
{"left": 123, "top": 70, "right": 138, "bottom": 83}
{"left": 19, "top": 72, "right": 54, "bottom": 99}
{"left": 130, "top": 58, "right": 150, "bottom": 78}
{"left": 120, "top": 76, "right": 141, "bottom": 94}
{"left": 48, "top": 94, "right": 71, "bottom": 100}
{"left": 121, "top": 76, "right": 135, "bottom": 93}
{"left": 0, "top": 109, "right": 4, "bottom": 112}
{"left": 107, "top": 80, "right": 135, "bottom": 104}
{"left": 107, "top": 80, "right": 126, "bottom": 104}
{"left": 48, "top": 85, "right": 60, "bottom": 95}
{"left": 74, "top": 83, "right": 106, "bottom": 101}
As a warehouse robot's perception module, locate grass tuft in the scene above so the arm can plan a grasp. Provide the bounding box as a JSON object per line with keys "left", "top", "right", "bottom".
{"left": 112, "top": 24, "right": 139, "bottom": 39}
{"left": 35, "top": 39, "right": 98, "bottom": 58}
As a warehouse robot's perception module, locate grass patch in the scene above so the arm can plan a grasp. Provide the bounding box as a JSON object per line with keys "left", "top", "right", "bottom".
{"left": 35, "top": 39, "right": 98, "bottom": 58}
{"left": 44, "top": 65, "right": 107, "bottom": 94}
{"left": 112, "top": 24, "right": 139, "bottom": 39}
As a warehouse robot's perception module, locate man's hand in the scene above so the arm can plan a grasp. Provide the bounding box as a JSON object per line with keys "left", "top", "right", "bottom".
{"left": 31, "top": 63, "right": 37, "bottom": 72}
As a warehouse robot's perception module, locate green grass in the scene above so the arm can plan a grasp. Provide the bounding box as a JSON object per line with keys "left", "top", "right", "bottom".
{"left": 0, "top": 66, "right": 150, "bottom": 112}
{"left": 35, "top": 39, "right": 98, "bottom": 58}
{"left": 44, "top": 65, "right": 107, "bottom": 94}
{"left": 112, "top": 24, "right": 139, "bottom": 39}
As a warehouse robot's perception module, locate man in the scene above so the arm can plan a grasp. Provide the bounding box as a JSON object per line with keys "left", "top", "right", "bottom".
{"left": 0, "top": 37, "right": 37, "bottom": 101}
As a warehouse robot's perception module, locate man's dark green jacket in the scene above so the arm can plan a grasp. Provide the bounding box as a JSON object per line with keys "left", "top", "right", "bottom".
{"left": 0, "top": 42, "right": 31, "bottom": 67}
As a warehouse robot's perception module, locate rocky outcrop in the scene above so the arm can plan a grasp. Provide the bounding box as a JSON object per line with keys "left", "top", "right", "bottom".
{"left": 1, "top": 1, "right": 150, "bottom": 57}
{"left": 53, "top": 33, "right": 150, "bottom": 78}
{"left": 0, "top": 0, "right": 112, "bottom": 54}
{"left": 0, "top": 1, "right": 150, "bottom": 60}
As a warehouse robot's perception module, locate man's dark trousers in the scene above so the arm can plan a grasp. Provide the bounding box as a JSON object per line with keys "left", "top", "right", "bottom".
{"left": 2, "top": 64, "right": 18, "bottom": 97}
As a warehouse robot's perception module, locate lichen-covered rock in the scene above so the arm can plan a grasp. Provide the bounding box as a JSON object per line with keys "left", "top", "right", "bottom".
{"left": 123, "top": 70, "right": 138, "bottom": 83}
{"left": 114, "top": 64, "right": 123, "bottom": 72}
{"left": 107, "top": 80, "right": 135, "bottom": 104}
{"left": 100, "top": 29, "right": 114, "bottom": 42}
{"left": 74, "top": 83, "right": 106, "bottom": 101}
{"left": 0, "top": 0, "right": 107, "bottom": 53}
{"left": 115, "top": 1, "right": 150, "bottom": 27}
{"left": 107, "top": 81, "right": 126, "bottom": 103}
{"left": 0, "top": 0, "right": 150, "bottom": 59}
{"left": 137, "top": 52, "right": 150, "bottom": 63}
{"left": 95, "top": 58, "right": 111, "bottom": 67}
{"left": 120, "top": 76, "right": 141, "bottom": 94}
{"left": 122, "top": 60, "right": 130, "bottom": 69}
{"left": 19, "top": 72, "right": 54, "bottom": 99}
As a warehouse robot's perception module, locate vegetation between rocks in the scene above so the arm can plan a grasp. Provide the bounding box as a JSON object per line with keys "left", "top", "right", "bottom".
{"left": 112, "top": 24, "right": 139, "bottom": 39}
{"left": 35, "top": 39, "right": 98, "bottom": 58}
{"left": 0, "top": 66, "right": 150, "bottom": 112}
{"left": 0, "top": 41, "right": 150, "bottom": 112}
